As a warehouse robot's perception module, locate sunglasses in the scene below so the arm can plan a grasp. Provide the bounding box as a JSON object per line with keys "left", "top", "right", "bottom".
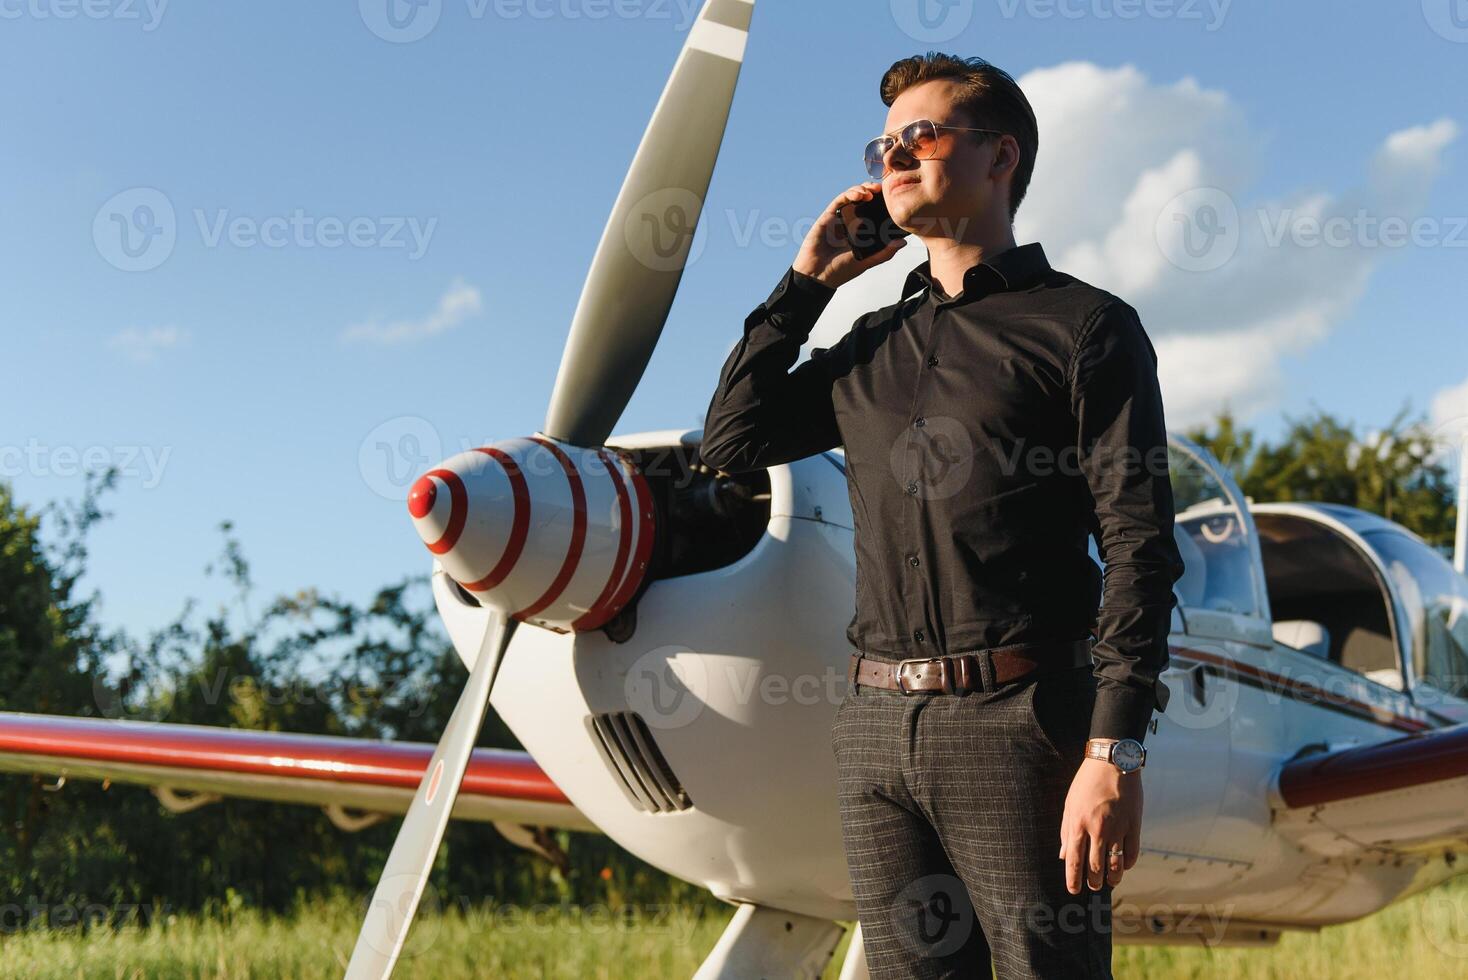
{"left": 863, "top": 118, "right": 1006, "bottom": 180}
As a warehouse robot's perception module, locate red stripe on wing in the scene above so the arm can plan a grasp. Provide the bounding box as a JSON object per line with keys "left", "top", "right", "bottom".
{"left": 1276, "top": 722, "right": 1468, "bottom": 808}
{"left": 0, "top": 713, "right": 570, "bottom": 806}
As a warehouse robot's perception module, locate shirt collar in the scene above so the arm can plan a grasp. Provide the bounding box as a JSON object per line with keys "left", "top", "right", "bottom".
{"left": 901, "top": 242, "right": 1050, "bottom": 304}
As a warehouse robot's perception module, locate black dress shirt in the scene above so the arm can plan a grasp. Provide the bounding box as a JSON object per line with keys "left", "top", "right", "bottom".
{"left": 699, "top": 242, "right": 1186, "bottom": 745}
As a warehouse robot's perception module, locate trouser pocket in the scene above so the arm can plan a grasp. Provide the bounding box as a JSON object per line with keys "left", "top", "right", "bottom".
{"left": 1025, "top": 664, "right": 1097, "bottom": 764}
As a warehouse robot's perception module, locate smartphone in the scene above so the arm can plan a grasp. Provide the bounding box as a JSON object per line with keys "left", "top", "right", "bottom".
{"left": 838, "top": 189, "right": 906, "bottom": 260}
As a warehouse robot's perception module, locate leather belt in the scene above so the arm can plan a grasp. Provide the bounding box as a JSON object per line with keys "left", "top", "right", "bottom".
{"left": 848, "top": 637, "right": 1094, "bottom": 695}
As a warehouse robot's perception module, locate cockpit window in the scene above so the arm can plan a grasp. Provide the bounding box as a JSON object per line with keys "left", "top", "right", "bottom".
{"left": 1364, "top": 531, "right": 1468, "bottom": 700}
{"left": 1167, "top": 444, "right": 1262, "bottom": 618}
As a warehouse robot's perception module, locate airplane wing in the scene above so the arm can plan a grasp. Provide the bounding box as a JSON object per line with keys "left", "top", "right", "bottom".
{"left": 0, "top": 711, "right": 598, "bottom": 841}
{"left": 1270, "top": 722, "right": 1468, "bottom": 857}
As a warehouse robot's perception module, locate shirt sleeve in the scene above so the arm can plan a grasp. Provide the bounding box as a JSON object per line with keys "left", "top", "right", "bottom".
{"left": 700, "top": 265, "right": 850, "bottom": 473}
{"left": 1068, "top": 300, "right": 1187, "bottom": 746}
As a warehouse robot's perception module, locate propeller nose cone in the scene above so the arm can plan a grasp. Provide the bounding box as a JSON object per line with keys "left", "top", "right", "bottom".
{"left": 406, "top": 436, "right": 656, "bottom": 633}
{"left": 407, "top": 475, "right": 437, "bottom": 519}
{"left": 407, "top": 467, "right": 468, "bottom": 556}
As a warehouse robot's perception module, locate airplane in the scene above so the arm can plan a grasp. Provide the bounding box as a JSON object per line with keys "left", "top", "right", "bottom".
{"left": 4, "top": 1, "right": 1468, "bottom": 976}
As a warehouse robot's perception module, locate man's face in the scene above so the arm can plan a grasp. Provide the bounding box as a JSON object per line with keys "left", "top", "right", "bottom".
{"left": 877, "top": 79, "right": 1008, "bottom": 234}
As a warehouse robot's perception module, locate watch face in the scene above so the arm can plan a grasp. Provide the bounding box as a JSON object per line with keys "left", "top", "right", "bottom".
{"left": 1112, "top": 739, "right": 1145, "bottom": 772}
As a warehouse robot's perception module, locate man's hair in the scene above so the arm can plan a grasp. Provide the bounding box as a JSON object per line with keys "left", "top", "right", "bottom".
{"left": 879, "top": 52, "right": 1039, "bottom": 220}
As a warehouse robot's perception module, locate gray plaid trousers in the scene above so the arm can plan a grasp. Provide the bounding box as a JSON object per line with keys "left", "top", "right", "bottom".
{"left": 830, "top": 659, "right": 1114, "bottom": 979}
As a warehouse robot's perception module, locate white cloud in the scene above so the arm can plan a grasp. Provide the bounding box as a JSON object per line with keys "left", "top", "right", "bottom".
{"left": 110, "top": 326, "right": 188, "bottom": 363}
{"left": 342, "top": 279, "right": 482, "bottom": 345}
{"left": 1374, "top": 118, "right": 1458, "bottom": 193}
{"left": 803, "top": 62, "right": 1457, "bottom": 430}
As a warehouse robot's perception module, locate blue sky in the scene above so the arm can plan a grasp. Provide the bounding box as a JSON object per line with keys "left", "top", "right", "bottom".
{"left": 2, "top": 1, "right": 1465, "bottom": 640}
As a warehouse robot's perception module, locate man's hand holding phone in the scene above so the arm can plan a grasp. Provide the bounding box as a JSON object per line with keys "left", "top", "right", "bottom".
{"left": 793, "top": 181, "right": 909, "bottom": 290}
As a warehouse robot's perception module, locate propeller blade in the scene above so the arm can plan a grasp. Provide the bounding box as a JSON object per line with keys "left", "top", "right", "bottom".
{"left": 542, "top": 0, "right": 757, "bottom": 448}
{"left": 344, "top": 609, "right": 519, "bottom": 979}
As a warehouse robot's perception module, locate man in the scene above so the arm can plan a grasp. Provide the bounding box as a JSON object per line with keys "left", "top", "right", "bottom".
{"left": 699, "top": 52, "right": 1185, "bottom": 978}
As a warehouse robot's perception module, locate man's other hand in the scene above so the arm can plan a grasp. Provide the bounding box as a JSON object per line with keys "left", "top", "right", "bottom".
{"left": 1059, "top": 756, "right": 1143, "bottom": 894}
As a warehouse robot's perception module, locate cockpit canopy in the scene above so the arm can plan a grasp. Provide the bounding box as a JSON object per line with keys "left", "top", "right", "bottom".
{"left": 1087, "top": 433, "right": 1270, "bottom": 624}
{"left": 1364, "top": 528, "right": 1468, "bottom": 699}
{"left": 1092, "top": 434, "right": 1468, "bottom": 706}
{"left": 1253, "top": 509, "right": 1403, "bottom": 690}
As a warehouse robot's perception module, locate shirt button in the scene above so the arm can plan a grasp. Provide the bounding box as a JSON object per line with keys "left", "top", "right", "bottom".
{"left": 906, "top": 482, "right": 918, "bottom": 495}
{"left": 908, "top": 555, "right": 920, "bottom": 567}
{"left": 914, "top": 416, "right": 925, "bottom": 427}
{"left": 927, "top": 355, "right": 939, "bottom": 367}
{"left": 913, "top": 629, "right": 926, "bottom": 643}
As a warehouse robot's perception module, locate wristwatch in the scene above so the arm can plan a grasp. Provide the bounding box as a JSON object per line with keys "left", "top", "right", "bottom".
{"left": 1085, "top": 737, "right": 1146, "bottom": 773}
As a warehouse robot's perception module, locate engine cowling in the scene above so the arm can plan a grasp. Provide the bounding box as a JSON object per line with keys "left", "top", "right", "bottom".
{"left": 407, "top": 434, "right": 655, "bottom": 633}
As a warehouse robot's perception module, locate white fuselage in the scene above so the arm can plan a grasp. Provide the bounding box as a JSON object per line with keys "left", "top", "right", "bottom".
{"left": 431, "top": 430, "right": 1464, "bottom": 942}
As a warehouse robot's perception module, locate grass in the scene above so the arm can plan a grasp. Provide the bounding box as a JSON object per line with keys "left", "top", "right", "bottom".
{"left": 2, "top": 875, "right": 1465, "bottom": 978}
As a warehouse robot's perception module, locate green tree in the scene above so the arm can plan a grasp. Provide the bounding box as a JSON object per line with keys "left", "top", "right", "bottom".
{"left": 1185, "top": 403, "right": 1457, "bottom": 551}
{"left": 2, "top": 480, "right": 702, "bottom": 922}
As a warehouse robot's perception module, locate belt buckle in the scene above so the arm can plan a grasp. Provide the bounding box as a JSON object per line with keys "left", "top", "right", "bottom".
{"left": 895, "top": 656, "right": 953, "bottom": 694}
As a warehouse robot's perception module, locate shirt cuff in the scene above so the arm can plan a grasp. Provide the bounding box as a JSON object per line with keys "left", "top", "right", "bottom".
{"left": 759, "top": 266, "right": 836, "bottom": 338}
{"left": 1088, "top": 677, "right": 1170, "bottom": 746}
